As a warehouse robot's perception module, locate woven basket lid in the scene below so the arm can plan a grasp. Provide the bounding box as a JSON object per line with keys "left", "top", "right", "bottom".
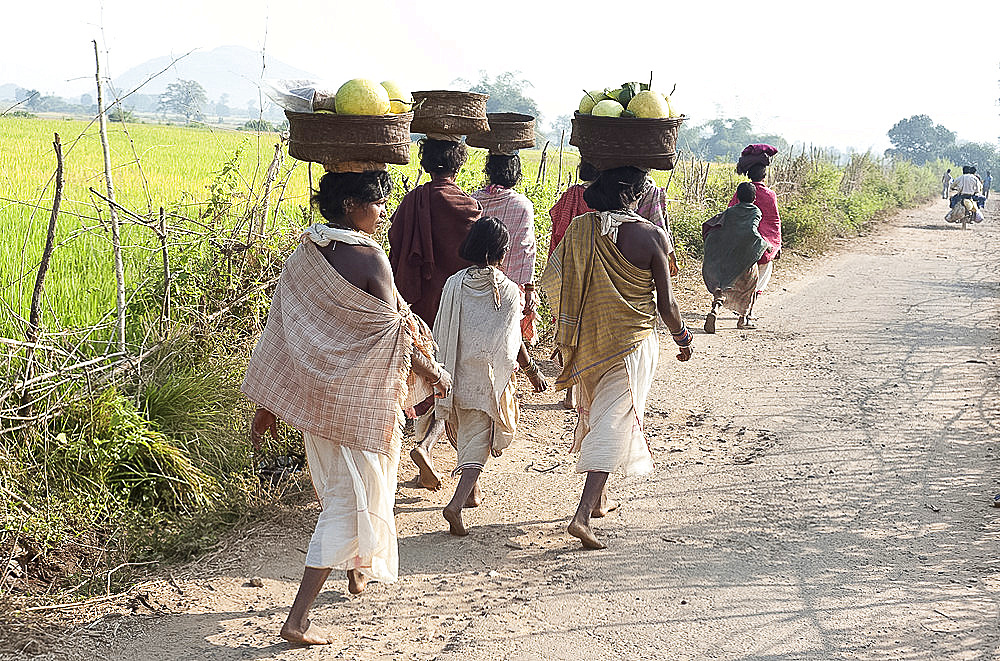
{"left": 410, "top": 90, "right": 490, "bottom": 135}
{"left": 466, "top": 112, "right": 536, "bottom": 153}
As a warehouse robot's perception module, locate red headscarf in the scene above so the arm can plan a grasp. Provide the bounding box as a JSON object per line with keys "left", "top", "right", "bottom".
{"left": 736, "top": 144, "right": 779, "bottom": 175}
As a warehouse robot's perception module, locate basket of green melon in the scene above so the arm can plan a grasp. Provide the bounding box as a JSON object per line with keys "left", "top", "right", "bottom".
{"left": 570, "top": 80, "right": 685, "bottom": 171}
{"left": 285, "top": 78, "right": 415, "bottom": 167}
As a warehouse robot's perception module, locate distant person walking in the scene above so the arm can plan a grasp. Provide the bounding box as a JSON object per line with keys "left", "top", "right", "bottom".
{"left": 942, "top": 168, "right": 953, "bottom": 199}
{"left": 703, "top": 183, "right": 773, "bottom": 332}
{"left": 983, "top": 170, "right": 992, "bottom": 201}
{"left": 729, "top": 145, "right": 782, "bottom": 314}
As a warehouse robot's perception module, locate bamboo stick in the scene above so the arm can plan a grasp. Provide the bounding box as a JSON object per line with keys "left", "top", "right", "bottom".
{"left": 159, "top": 207, "right": 170, "bottom": 333}
{"left": 557, "top": 130, "right": 564, "bottom": 191}
{"left": 26, "top": 134, "right": 63, "bottom": 344}
{"left": 93, "top": 41, "right": 126, "bottom": 354}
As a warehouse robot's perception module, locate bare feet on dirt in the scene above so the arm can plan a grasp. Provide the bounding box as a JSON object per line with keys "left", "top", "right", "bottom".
{"left": 443, "top": 505, "right": 468, "bottom": 536}
{"left": 279, "top": 619, "right": 334, "bottom": 646}
{"left": 410, "top": 447, "right": 442, "bottom": 491}
{"left": 347, "top": 569, "right": 368, "bottom": 595}
{"left": 567, "top": 519, "right": 606, "bottom": 550}
{"left": 591, "top": 498, "right": 618, "bottom": 518}
{"left": 464, "top": 483, "right": 482, "bottom": 508}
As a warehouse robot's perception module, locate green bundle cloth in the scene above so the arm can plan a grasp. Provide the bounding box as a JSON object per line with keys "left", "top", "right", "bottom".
{"left": 702, "top": 202, "right": 771, "bottom": 293}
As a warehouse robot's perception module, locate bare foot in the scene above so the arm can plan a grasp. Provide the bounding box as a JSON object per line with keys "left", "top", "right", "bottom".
{"left": 464, "top": 483, "right": 482, "bottom": 508}
{"left": 567, "top": 519, "right": 606, "bottom": 550}
{"left": 704, "top": 310, "right": 717, "bottom": 334}
{"left": 562, "top": 387, "right": 577, "bottom": 410}
{"left": 347, "top": 569, "right": 368, "bottom": 595}
{"left": 280, "top": 619, "right": 334, "bottom": 645}
{"left": 591, "top": 499, "right": 619, "bottom": 518}
{"left": 410, "top": 447, "right": 442, "bottom": 490}
{"left": 443, "top": 505, "right": 468, "bottom": 536}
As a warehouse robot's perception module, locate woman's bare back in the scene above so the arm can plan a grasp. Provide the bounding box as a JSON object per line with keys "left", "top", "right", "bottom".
{"left": 315, "top": 242, "right": 395, "bottom": 304}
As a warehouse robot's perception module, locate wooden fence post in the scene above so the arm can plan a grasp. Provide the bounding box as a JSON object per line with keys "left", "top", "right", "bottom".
{"left": 159, "top": 207, "right": 170, "bottom": 334}
{"left": 94, "top": 40, "right": 127, "bottom": 354}
{"left": 20, "top": 133, "right": 64, "bottom": 413}
{"left": 557, "top": 130, "right": 564, "bottom": 191}
{"left": 536, "top": 141, "right": 550, "bottom": 186}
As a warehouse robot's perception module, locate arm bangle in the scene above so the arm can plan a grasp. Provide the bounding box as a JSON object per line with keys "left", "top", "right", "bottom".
{"left": 672, "top": 327, "right": 694, "bottom": 348}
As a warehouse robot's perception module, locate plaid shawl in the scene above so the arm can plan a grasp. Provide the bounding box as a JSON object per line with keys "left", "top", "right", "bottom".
{"left": 540, "top": 211, "right": 656, "bottom": 393}
{"left": 471, "top": 185, "right": 537, "bottom": 286}
{"left": 242, "top": 229, "right": 432, "bottom": 456}
{"left": 548, "top": 185, "right": 591, "bottom": 257}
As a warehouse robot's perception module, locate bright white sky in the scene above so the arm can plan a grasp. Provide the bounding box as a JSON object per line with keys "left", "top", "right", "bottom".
{"left": 4, "top": 0, "right": 999, "bottom": 154}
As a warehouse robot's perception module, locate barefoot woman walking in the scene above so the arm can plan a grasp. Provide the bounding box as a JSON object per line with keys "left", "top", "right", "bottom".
{"left": 541, "top": 166, "right": 693, "bottom": 550}
{"left": 243, "top": 170, "right": 450, "bottom": 645}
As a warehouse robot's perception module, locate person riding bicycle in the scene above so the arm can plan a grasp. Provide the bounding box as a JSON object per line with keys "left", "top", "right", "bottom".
{"left": 949, "top": 165, "right": 986, "bottom": 210}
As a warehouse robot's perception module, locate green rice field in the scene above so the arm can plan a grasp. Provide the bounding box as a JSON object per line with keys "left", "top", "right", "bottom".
{"left": 0, "top": 116, "right": 579, "bottom": 341}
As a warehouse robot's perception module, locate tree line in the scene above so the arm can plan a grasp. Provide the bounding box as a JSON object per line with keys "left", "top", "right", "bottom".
{"left": 885, "top": 114, "right": 997, "bottom": 172}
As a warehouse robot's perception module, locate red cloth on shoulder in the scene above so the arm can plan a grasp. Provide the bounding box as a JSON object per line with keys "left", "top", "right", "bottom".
{"left": 547, "top": 184, "right": 592, "bottom": 256}
{"left": 388, "top": 178, "right": 480, "bottom": 326}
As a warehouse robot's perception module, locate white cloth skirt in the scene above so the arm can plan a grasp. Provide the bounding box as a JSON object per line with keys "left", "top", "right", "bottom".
{"left": 303, "top": 433, "right": 399, "bottom": 583}
{"left": 756, "top": 259, "right": 774, "bottom": 292}
{"left": 448, "top": 407, "right": 495, "bottom": 475}
{"left": 572, "top": 332, "right": 657, "bottom": 475}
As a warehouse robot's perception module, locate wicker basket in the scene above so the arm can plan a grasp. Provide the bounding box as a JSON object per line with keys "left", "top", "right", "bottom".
{"left": 466, "top": 112, "right": 536, "bottom": 152}
{"left": 569, "top": 112, "right": 685, "bottom": 171}
{"left": 285, "top": 110, "right": 413, "bottom": 166}
{"left": 410, "top": 90, "right": 489, "bottom": 135}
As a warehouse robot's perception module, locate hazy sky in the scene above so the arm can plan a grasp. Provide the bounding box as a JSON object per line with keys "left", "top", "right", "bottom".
{"left": 4, "top": 0, "right": 999, "bottom": 153}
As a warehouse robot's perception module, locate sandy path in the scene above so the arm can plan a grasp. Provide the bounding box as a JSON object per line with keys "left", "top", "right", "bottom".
{"left": 24, "top": 198, "right": 1000, "bottom": 660}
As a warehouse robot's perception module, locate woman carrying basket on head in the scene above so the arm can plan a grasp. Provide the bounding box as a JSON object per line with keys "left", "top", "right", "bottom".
{"left": 727, "top": 144, "right": 782, "bottom": 327}
{"left": 471, "top": 152, "right": 540, "bottom": 346}
{"left": 389, "top": 136, "right": 482, "bottom": 491}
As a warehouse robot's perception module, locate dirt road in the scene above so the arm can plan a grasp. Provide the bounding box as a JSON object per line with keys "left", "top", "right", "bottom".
{"left": 32, "top": 198, "right": 1000, "bottom": 660}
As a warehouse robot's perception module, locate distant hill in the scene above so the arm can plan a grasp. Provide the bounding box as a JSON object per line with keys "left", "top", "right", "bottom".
{"left": 111, "top": 45, "right": 318, "bottom": 106}
{"left": 0, "top": 83, "right": 19, "bottom": 101}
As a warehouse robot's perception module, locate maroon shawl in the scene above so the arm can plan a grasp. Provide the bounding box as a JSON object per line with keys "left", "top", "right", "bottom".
{"left": 388, "top": 178, "right": 481, "bottom": 325}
